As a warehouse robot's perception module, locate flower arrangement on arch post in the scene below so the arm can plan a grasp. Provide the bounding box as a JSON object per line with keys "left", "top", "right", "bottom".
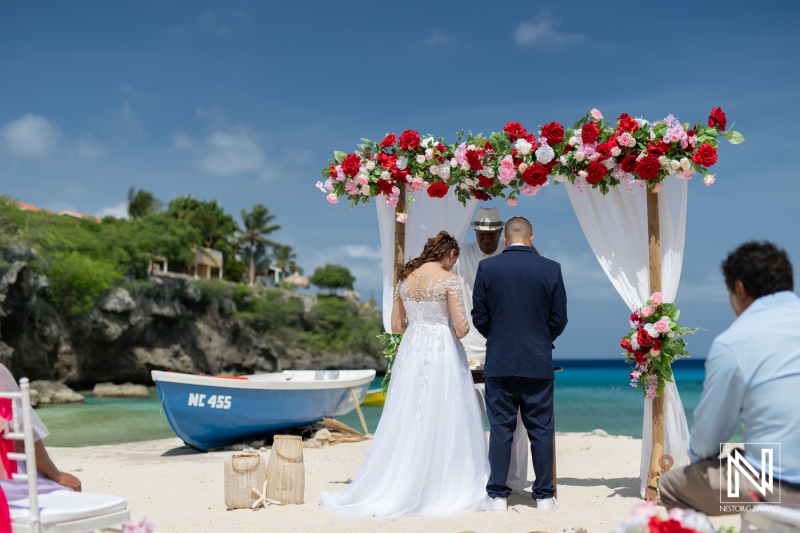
{"left": 621, "top": 292, "right": 698, "bottom": 400}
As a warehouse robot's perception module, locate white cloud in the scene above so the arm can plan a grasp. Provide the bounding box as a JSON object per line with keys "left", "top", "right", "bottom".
{"left": 96, "top": 201, "right": 129, "bottom": 219}
{"left": 1, "top": 114, "right": 61, "bottom": 158}
{"left": 195, "top": 106, "right": 228, "bottom": 129}
{"left": 341, "top": 245, "right": 383, "bottom": 260}
{"left": 74, "top": 135, "right": 105, "bottom": 160}
{"left": 93, "top": 101, "right": 144, "bottom": 141}
{"left": 513, "top": 11, "right": 584, "bottom": 48}
{"left": 173, "top": 132, "right": 195, "bottom": 150}
{"left": 197, "top": 130, "right": 266, "bottom": 176}
{"left": 305, "top": 244, "right": 384, "bottom": 293}
{"left": 423, "top": 29, "right": 452, "bottom": 48}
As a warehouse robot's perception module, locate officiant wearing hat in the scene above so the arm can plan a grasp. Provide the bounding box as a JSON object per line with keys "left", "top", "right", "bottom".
{"left": 453, "top": 207, "right": 535, "bottom": 494}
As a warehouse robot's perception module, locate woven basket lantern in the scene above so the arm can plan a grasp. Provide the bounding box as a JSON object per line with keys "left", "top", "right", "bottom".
{"left": 266, "top": 435, "right": 305, "bottom": 504}
{"left": 224, "top": 453, "right": 267, "bottom": 509}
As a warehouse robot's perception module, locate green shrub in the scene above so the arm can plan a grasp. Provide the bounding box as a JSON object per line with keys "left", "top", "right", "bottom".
{"left": 47, "top": 252, "right": 122, "bottom": 314}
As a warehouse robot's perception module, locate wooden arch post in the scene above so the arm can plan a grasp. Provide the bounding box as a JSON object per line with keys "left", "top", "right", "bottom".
{"left": 393, "top": 188, "right": 407, "bottom": 286}
{"left": 645, "top": 186, "right": 666, "bottom": 502}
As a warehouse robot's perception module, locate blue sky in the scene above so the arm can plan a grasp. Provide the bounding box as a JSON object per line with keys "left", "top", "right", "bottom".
{"left": 1, "top": 1, "right": 799, "bottom": 360}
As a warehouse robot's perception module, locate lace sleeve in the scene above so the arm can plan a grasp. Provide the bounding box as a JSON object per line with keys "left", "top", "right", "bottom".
{"left": 391, "top": 281, "right": 407, "bottom": 334}
{"left": 444, "top": 276, "right": 469, "bottom": 339}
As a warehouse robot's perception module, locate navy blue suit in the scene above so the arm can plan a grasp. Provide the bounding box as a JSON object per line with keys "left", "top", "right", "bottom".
{"left": 472, "top": 245, "right": 568, "bottom": 499}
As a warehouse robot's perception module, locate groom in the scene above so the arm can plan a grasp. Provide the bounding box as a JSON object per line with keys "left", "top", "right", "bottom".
{"left": 472, "top": 216, "right": 568, "bottom": 513}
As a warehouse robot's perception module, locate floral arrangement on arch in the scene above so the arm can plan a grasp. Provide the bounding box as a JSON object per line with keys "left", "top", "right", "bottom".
{"left": 621, "top": 292, "right": 699, "bottom": 400}
{"left": 317, "top": 108, "right": 743, "bottom": 221}
{"left": 614, "top": 501, "right": 716, "bottom": 533}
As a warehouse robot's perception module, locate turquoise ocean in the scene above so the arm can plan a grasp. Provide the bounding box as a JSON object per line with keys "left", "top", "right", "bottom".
{"left": 37, "top": 359, "right": 709, "bottom": 448}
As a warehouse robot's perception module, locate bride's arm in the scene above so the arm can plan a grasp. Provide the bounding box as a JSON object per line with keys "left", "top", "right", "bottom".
{"left": 391, "top": 286, "right": 407, "bottom": 335}
{"left": 445, "top": 275, "right": 470, "bottom": 339}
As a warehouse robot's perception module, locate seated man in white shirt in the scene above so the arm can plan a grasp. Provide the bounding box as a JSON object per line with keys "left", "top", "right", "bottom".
{"left": 659, "top": 241, "right": 800, "bottom": 514}
{"left": 0, "top": 364, "right": 81, "bottom": 500}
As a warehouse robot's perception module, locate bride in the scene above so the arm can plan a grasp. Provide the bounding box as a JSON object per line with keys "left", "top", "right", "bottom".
{"left": 318, "top": 231, "right": 489, "bottom": 518}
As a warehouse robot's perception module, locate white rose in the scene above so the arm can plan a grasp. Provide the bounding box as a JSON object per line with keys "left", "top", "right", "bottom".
{"left": 644, "top": 323, "right": 659, "bottom": 338}
{"left": 574, "top": 151, "right": 586, "bottom": 162}
{"left": 602, "top": 158, "right": 616, "bottom": 169}
{"left": 515, "top": 138, "right": 532, "bottom": 155}
{"left": 465, "top": 178, "right": 476, "bottom": 187}
{"left": 421, "top": 136, "right": 435, "bottom": 148}
{"left": 610, "top": 146, "right": 621, "bottom": 157}
{"left": 658, "top": 156, "right": 668, "bottom": 166}
{"left": 627, "top": 136, "right": 637, "bottom": 148}
{"left": 481, "top": 167, "right": 495, "bottom": 178}
{"left": 459, "top": 182, "right": 470, "bottom": 190}
{"left": 430, "top": 165, "right": 439, "bottom": 175}
{"left": 380, "top": 171, "right": 390, "bottom": 180}
{"left": 460, "top": 161, "right": 471, "bottom": 171}
{"left": 667, "top": 331, "right": 675, "bottom": 339}
{"left": 649, "top": 131, "right": 656, "bottom": 140}
{"left": 631, "top": 337, "right": 640, "bottom": 350}
{"left": 438, "top": 164, "right": 450, "bottom": 180}
{"left": 397, "top": 156, "right": 408, "bottom": 170}
{"left": 578, "top": 170, "right": 588, "bottom": 179}
{"left": 361, "top": 184, "right": 370, "bottom": 195}
{"left": 680, "top": 157, "right": 691, "bottom": 170}
{"left": 450, "top": 158, "right": 458, "bottom": 168}
{"left": 365, "top": 160, "right": 375, "bottom": 171}
{"left": 552, "top": 174, "right": 568, "bottom": 183}
{"left": 568, "top": 136, "right": 578, "bottom": 146}
{"left": 535, "top": 144, "right": 555, "bottom": 164}
{"left": 559, "top": 156, "right": 568, "bottom": 165}
{"left": 467, "top": 144, "right": 477, "bottom": 151}
{"left": 415, "top": 154, "right": 426, "bottom": 165}
{"left": 669, "top": 160, "right": 681, "bottom": 171}
{"left": 518, "top": 162, "right": 529, "bottom": 173}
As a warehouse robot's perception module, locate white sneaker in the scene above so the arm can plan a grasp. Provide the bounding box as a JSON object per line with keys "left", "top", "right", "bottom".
{"left": 535, "top": 497, "right": 559, "bottom": 512}
{"left": 489, "top": 497, "right": 508, "bottom": 513}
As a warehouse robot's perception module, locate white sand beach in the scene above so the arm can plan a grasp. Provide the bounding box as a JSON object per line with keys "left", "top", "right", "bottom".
{"left": 49, "top": 433, "right": 740, "bottom": 533}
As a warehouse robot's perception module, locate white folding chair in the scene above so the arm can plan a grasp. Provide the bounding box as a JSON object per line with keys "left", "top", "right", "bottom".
{"left": 1, "top": 377, "right": 130, "bottom": 533}
{"left": 741, "top": 505, "right": 800, "bottom": 533}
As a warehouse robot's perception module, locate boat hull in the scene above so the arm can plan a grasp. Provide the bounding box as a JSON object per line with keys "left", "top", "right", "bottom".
{"left": 152, "top": 370, "right": 375, "bottom": 450}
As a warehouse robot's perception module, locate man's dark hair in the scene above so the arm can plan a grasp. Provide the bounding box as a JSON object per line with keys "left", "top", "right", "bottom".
{"left": 721, "top": 241, "right": 794, "bottom": 298}
{"left": 504, "top": 216, "right": 532, "bottom": 243}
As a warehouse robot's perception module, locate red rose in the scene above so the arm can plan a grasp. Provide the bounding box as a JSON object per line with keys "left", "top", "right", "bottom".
{"left": 466, "top": 150, "right": 484, "bottom": 170}
{"left": 585, "top": 161, "right": 607, "bottom": 184}
{"left": 634, "top": 350, "right": 648, "bottom": 366}
{"left": 504, "top": 121, "right": 527, "bottom": 142}
{"left": 620, "top": 154, "right": 638, "bottom": 173}
{"left": 546, "top": 159, "right": 557, "bottom": 172}
{"left": 427, "top": 181, "right": 448, "bottom": 198}
{"left": 478, "top": 176, "right": 494, "bottom": 189}
{"left": 329, "top": 164, "right": 338, "bottom": 178}
{"left": 708, "top": 107, "right": 727, "bottom": 131}
{"left": 377, "top": 152, "right": 398, "bottom": 169}
{"left": 341, "top": 154, "right": 361, "bottom": 177}
{"left": 617, "top": 113, "right": 639, "bottom": 133}
{"left": 691, "top": 143, "right": 718, "bottom": 167}
{"left": 620, "top": 338, "right": 634, "bottom": 354}
{"left": 635, "top": 155, "right": 661, "bottom": 180}
{"left": 390, "top": 168, "right": 409, "bottom": 182}
{"left": 652, "top": 339, "right": 662, "bottom": 353}
{"left": 521, "top": 163, "right": 549, "bottom": 187}
{"left": 525, "top": 133, "right": 538, "bottom": 149}
{"left": 607, "top": 132, "right": 619, "bottom": 147}
{"left": 377, "top": 179, "right": 394, "bottom": 195}
{"left": 596, "top": 142, "right": 612, "bottom": 160}
{"left": 470, "top": 188, "right": 492, "bottom": 201}
{"left": 380, "top": 133, "right": 396, "bottom": 148}
{"left": 636, "top": 328, "right": 651, "bottom": 348}
{"left": 398, "top": 130, "right": 420, "bottom": 151}
{"left": 581, "top": 122, "right": 600, "bottom": 144}
{"left": 563, "top": 143, "right": 574, "bottom": 154}
{"left": 647, "top": 142, "right": 670, "bottom": 157}
{"left": 541, "top": 122, "right": 564, "bottom": 145}
{"left": 436, "top": 143, "right": 447, "bottom": 153}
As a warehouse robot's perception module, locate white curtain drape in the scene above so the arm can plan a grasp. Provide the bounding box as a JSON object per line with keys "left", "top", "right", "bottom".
{"left": 377, "top": 193, "right": 477, "bottom": 332}
{"left": 563, "top": 177, "right": 691, "bottom": 497}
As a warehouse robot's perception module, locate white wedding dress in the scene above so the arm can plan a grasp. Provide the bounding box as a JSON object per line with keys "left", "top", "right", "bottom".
{"left": 318, "top": 271, "right": 489, "bottom": 518}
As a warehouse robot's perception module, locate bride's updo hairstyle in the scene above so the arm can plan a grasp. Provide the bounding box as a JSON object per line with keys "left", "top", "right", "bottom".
{"left": 398, "top": 231, "right": 460, "bottom": 281}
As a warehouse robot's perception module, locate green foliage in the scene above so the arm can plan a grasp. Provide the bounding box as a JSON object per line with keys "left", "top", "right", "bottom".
{"left": 165, "top": 196, "right": 238, "bottom": 249}
{"left": 239, "top": 204, "right": 281, "bottom": 286}
{"left": 47, "top": 252, "right": 122, "bottom": 314}
{"left": 378, "top": 332, "right": 402, "bottom": 393}
{"left": 127, "top": 187, "right": 162, "bottom": 219}
{"left": 272, "top": 244, "right": 303, "bottom": 276}
{"left": 310, "top": 263, "right": 355, "bottom": 293}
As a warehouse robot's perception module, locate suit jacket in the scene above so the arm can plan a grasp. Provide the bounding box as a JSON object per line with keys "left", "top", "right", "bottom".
{"left": 471, "top": 245, "right": 568, "bottom": 379}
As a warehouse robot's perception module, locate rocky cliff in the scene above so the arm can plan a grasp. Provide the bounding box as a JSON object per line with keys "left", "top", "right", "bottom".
{"left": 0, "top": 247, "right": 385, "bottom": 386}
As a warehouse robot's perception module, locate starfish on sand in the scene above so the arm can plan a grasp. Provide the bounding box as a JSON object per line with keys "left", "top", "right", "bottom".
{"left": 251, "top": 480, "right": 282, "bottom": 509}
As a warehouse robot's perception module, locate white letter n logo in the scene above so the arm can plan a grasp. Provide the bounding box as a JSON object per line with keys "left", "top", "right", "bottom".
{"left": 727, "top": 448, "right": 774, "bottom": 498}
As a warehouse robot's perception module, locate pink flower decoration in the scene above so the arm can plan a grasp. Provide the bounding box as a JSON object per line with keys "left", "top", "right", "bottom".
{"left": 650, "top": 292, "right": 664, "bottom": 305}
{"left": 641, "top": 305, "right": 655, "bottom": 317}
{"left": 590, "top": 108, "right": 603, "bottom": 121}
{"left": 498, "top": 165, "right": 516, "bottom": 185}
{"left": 326, "top": 193, "right": 339, "bottom": 204}
{"left": 396, "top": 213, "right": 408, "bottom": 223}
{"left": 617, "top": 132, "right": 633, "bottom": 146}
{"left": 357, "top": 175, "right": 369, "bottom": 186}
{"left": 703, "top": 175, "right": 715, "bottom": 186}
{"left": 655, "top": 319, "right": 670, "bottom": 333}
{"left": 506, "top": 197, "right": 517, "bottom": 207}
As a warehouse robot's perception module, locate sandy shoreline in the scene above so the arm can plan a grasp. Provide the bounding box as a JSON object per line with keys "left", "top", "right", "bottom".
{"left": 50, "top": 433, "right": 739, "bottom": 533}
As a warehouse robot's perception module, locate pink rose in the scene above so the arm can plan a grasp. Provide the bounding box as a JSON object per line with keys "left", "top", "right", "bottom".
{"left": 498, "top": 165, "right": 516, "bottom": 184}
{"left": 641, "top": 305, "right": 655, "bottom": 317}
{"left": 326, "top": 193, "right": 339, "bottom": 204}
{"left": 500, "top": 156, "right": 514, "bottom": 169}
{"left": 618, "top": 132, "right": 633, "bottom": 147}
{"left": 506, "top": 197, "right": 517, "bottom": 207}
{"left": 344, "top": 180, "right": 359, "bottom": 194}
{"left": 650, "top": 292, "right": 664, "bottom": 305}
{"left": 590, "top": 108, "right": 603, "bottom": 121}
{"left": 704, "top": 175, "right": 715, "bottom": 186}
{"left": 357, "top": 174, "right": 369, "bottom": 186}
{"left": 396, "top": 213, "right": 408, "bottom": 223}
{"left": 655, "top": 318, "right": 670, "bottom": 333}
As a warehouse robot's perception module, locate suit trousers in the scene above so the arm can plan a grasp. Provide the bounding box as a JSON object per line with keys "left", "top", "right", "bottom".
{"left": 474, "top": 383, "right": 529, "bottom": 490}
{"left": 485, "top": 376, "right": 554, "bottom": 500}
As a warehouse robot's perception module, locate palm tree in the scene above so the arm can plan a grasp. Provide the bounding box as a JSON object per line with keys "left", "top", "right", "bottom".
{"left": 240, "top": 242, "right": 271, "bottom": 284}
{"left": 127, "top": 187, "right": 161, "bottom": 219}
{"left": 239, "top": 204, "right": 281, "bottom": 286}
{"left": 272, "top": 244, "right": 303, "bottom": 278}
